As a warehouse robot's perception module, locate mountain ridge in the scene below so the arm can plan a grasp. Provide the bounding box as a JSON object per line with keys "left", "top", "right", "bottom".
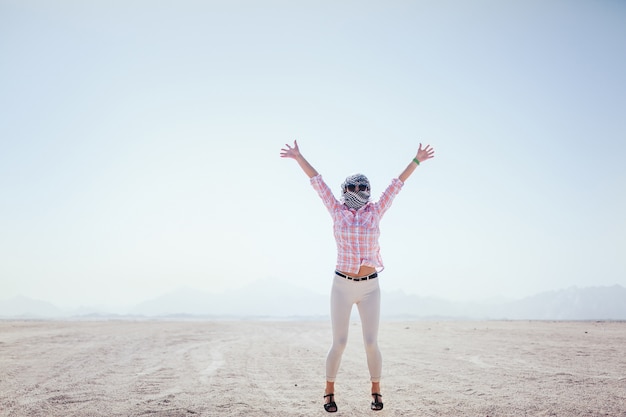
{"left": 2, "top": 283, "right": 625, "bottom": 320}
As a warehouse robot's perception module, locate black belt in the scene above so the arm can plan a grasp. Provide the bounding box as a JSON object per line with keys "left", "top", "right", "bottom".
{"left": 335, "top": 271, "right": 378, "bottom": 281}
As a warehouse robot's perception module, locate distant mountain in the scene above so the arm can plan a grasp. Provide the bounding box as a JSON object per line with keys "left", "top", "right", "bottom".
{"left": 500, "top": 285, "right": 626, "bottom": 320}
{"left": 131, "top": 278, "right": 329, "bottom": 317}
{"left": 0, "top": 295, "right": 66, "bottom": 318}
{"left": 2, "top": 284, "right": 626, "bottom": 320}
{"left": 383, "top": 285, "right": 626, "bottom": 320}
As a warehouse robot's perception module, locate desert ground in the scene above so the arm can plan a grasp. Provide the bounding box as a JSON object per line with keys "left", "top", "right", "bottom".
{"left": 0, "top": 320, "right": 625, "bottom": 416}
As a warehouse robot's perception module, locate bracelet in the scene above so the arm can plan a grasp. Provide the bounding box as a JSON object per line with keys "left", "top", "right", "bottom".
{"left": 413, "top": 158, "right": 420, "bottom": 165}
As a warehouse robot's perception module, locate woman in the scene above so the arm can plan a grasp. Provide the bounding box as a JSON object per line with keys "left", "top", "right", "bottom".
{"left": 280, "top": 140, "right": 435, "bottom": 412}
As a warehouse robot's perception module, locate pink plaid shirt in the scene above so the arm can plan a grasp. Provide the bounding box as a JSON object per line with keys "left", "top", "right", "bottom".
{"left": 310, "top": 175, "right": 404, "bottom": 275}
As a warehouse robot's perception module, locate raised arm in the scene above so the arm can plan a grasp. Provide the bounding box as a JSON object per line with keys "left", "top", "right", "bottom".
{"left": 280, "top": 140, "right": 319, "bottom": 178}
{"left": 398, "top": 143, "right": 435, "bottom": 183}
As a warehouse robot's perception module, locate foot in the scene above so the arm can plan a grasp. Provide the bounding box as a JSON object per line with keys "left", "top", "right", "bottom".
{"left": 324, "top": 393, "right": 337, "bottom": 413}
{"left": 371, "top": 392, "right": 383, "bottom": 411}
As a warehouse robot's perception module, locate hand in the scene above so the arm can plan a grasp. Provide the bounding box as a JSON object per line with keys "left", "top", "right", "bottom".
{"left": 280, "top": 140, "right": 319, "bottom": 177}
{"left": 280, "top": 140, "right": 302, "bottom": 159}
{"left": 415, "top": 143, "right": 435, "bottom": 163}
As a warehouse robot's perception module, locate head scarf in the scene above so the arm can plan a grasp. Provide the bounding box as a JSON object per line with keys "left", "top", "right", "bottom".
{"left": 341, "top": 173, "right": 370, "bottom": 210}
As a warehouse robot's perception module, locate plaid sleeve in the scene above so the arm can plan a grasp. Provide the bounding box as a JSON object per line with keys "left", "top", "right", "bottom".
{"left": 310, "top": 175, "right": 340, "bottom": 214}
{"left": 376, "top": 178, "right": 404, "bottom": 216}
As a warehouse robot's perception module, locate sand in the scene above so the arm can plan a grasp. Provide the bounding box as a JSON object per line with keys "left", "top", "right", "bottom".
{"left": 1, "top": 320, "right": 625, "bottom": 417}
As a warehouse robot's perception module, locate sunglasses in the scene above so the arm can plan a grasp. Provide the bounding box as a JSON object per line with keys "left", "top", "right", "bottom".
{"left": 346, "top": 184, "right": 369, "bottom": 192}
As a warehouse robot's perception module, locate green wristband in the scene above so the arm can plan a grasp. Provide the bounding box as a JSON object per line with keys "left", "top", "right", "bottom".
{"left": 413, "top": 158, "right": 420, "bottom": 165}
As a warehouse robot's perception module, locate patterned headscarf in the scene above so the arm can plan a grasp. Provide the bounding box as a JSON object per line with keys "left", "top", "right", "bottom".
{"left": 341, "top": 173, "right": 371, "bottom": 210}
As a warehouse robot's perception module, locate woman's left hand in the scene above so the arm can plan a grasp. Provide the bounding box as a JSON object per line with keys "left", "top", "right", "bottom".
{"left": 415, "top": 143, "right": 435, "bottom": 163}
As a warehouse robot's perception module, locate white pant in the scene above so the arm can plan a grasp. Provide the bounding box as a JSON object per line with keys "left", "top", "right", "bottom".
{"left": 326, "top": 274, "right": 382, "bottom": 383}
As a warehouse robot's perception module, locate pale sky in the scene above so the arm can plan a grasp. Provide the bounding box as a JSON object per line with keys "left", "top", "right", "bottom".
{"left": 1, "top": 0, "right": 625, "bottom": 311}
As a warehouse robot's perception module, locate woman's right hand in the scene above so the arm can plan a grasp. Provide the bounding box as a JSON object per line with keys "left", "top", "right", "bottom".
{"left": 280, "top": 140, "right": 319, "bottom": 178}
{"left": 280, "top": 140, "right": 302, "bottom": 159}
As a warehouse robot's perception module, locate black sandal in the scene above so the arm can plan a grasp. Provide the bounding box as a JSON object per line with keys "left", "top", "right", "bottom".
{"left": 371, "top": 393, "right": 383, "bottom": 411}
{"left": 323, "top": 393, "right": 337, "bottom": 413}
